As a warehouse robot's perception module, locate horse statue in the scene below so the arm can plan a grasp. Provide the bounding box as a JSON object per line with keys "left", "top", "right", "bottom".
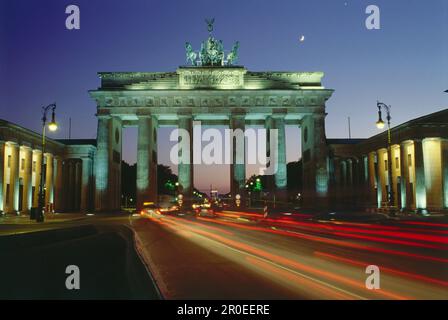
{"left": 185, "top": 42, "right": 198, "bottom": 66}
{"left": 226, "top": 41, "right": 239, "bottom": 65}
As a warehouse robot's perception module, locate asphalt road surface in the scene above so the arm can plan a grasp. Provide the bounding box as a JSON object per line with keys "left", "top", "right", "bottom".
{"left": 0, "top": 211, "right": 447, "bottom": 299}
{"left": 131, "top": 211, "right": 448, "bottom": 299}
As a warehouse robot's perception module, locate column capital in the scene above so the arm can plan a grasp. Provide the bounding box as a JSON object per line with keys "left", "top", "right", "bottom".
{"left": 312, "top": 112, "right": 327, "bottom": 120}
{"left": 19, "top": 145, "right": 32, "bottom": 151}
{"left": 422, "top": 137, "right": 442, "bottom": 143}
{"left": 400, "top": 140, "right": 413, "bottom": 147}
{"left": 97, "top": 115, "right": 111, "bottom": 121}
{"left": 271, "top": 112, "right": 286, "bottom": 120}
{"left": 96, "top": 110, "right": 111, "bottom": 118}
{"left": 177, "top": 110, "right": 193, "bottom": 117}
{"left": 230, "top": 112, "right": 246, "bottom": 119}
{"left": 271, "top": 108, "right": 287, "bottom": 116}
{"left": 136, "top": 110, "right": 152, "bottom": 118}
{"left": 6, "top": 141, "right": 19, "bottom": 147}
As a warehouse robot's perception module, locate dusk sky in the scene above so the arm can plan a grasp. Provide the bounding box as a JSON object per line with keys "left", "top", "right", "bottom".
{"left": 1, "top": 0, "right": 447, "bottom": 193}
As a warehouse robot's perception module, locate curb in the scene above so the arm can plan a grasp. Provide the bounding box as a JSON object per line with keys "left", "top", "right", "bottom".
{"left": 126, "top": 224, "right": 168, "bottom": 300}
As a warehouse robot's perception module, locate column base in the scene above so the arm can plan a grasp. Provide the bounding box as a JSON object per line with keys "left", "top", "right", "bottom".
{"left": 415, "top": 208, "right": 430, "bottom": 215}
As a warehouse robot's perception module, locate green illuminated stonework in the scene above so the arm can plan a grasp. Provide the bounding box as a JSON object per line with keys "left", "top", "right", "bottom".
{"left": 89, "top": 66, "right": 334, "bottom": 210}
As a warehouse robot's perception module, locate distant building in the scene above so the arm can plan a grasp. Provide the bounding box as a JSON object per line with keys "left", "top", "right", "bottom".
{"left": 0, "top": 119, "right": 96, "bottom": 214}
{"left": 328, "top": 108, "right": 448, "bottom": 213}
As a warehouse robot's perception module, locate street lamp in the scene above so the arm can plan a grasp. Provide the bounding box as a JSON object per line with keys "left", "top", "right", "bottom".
{"left": 375, "top": 111, "right": 385, "bottom": 129}
{"left": 37, "top": 103, "right": 58, "bottom": 222}
{"left": 375, "top": 101, "right": 394, "bottom": 213}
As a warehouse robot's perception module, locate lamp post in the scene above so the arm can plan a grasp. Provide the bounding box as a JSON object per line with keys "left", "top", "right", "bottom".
{"left": 375, "top": 101, "right": 395, "bottom": 213}
{"left": 37, "top": 103, "right": 58, "bottom": 222}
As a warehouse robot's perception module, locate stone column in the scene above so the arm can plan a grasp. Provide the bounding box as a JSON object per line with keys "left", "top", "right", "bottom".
{"left": 80, "top": 157, "right": 92, "bottom": 212}
{"left": 359, "top": 156, "right": 367, "bottom": 205}
{"left": 32, "top": 150, "right": 42, "bottom": 208}
{"left": 67, "top": 160, "right": 75, "bottom": 210}
{"left": 264, "top": 116, "right": 275, "bottom": 194}
{"left": 53, "top": 156, "right": 63, "bottom": 212}
{"left": 8, "top": 143, "right": 20, "bottom": 213}
{"left": 353, "top": 158, "right": 362, "bottom": 206}
{"left": 64, "top": 159, "right": 71, "bottom": 211}
{"left": 340, "top": 160, "right": 347, "bottom": 201}
{"left": 95, "top": 115, "right": 111, "bottom": 211}
{"left": 273, "top": 114, "right": 287, "bottom": 203}
{"left": 377, "top": 149, "right": 388, "bottom": 208}
{"left": 391, "top": 145, "right": 400, "bottom": 208}
{"left": 400, "top": 142, "right": 410, "bottom": 210}
{"left": 423, "top": 138, "right": 444, "bottom": 210}
{"left": 367, "top": 152, "right": 377, "bottom": 208}
{"left": 347, "top": 159, "right": 353, "bottom": 186}
{"left": 301, "top": 114, "right": 329, "bottom": 208}
{"left": 413, "top": 139, "right": 427, "bottom": 212}
{"left": 137, "top": 115, "right": 158, "bottom": 209}
{"left": 75, "top": 160, "right": 81, "bottom": 211}
{"left": 332, "top": 157, "right": 342, "bottom": 205}
{"left": 373, "top": 152, "right": 382, "bottom": 208}
{"left": 230, "top": 114, "right": 246, "bottom": 204}
{"left": 442, "top": 139, "right": 448, "bottom": 209}
{"left": 178, "top": 115, "right": 194, "bottom": 202}
{"left": 347, "top": 159, "right": 354, "bottom": 204}
{"left": 0, "top": 141, "right": 5, "bottom": 213}
{"left": 111, "top": 117, "right": 122, "bottom": 211}
{"left": 21, "top": 146, "right": 33, "bottom": 213}
{"left": 44, "top": 153, "right": 54, "bottom": 212}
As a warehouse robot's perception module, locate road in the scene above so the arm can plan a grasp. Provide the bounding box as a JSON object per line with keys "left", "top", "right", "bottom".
{"left": 0, "top": 211, "right": 447, "bottom": 299}
{"left": 131, "top": 210, "right": 448, "bottom": 299}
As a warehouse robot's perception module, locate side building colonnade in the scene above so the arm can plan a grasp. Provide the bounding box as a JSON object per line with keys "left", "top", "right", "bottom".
{"left": 328, "top": 109, "right": 448, "bottom": 213}
{"left": 0, "top": 119, "right": 96, "bottom": 214}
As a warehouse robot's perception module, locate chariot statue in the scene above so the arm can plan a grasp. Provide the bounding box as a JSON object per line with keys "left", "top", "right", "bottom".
{"left": 185, "top": 42, "right": 197, "bottom": 65}
{"left": 185, "top": 18, "right": 239, "bottom": 67}
{"left": 226, "top": 41, "right": 239, "bottom": 66}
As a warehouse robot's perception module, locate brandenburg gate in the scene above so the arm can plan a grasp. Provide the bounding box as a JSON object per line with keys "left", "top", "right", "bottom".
{"left": 89, "top": 21, "right": 334, "bottom": 211}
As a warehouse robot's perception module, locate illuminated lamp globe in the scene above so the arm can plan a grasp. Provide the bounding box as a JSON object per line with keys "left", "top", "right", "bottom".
{"left": 376, "top": 119, "right": 385, "bottom": 129}
{"left": 48, "top": 121, "right": 58, "bottom": 132}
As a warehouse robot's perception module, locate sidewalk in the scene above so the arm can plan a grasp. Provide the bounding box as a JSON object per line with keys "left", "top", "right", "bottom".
{"left": 0, "top": 223, "right": 160, "bottom": 299}
{"left": 0, "top": 212, "right": 88, "bottom": 225}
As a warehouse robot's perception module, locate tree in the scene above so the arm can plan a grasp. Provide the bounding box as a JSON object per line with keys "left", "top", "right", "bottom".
{"left": 157, "top": 164, "right": 177, "bottom": 195}
{"left": 121, "top": 161, "right": 136, "bottom": 205}
{"left": 287, "top": 160, "right": 302, "bottom": 192}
